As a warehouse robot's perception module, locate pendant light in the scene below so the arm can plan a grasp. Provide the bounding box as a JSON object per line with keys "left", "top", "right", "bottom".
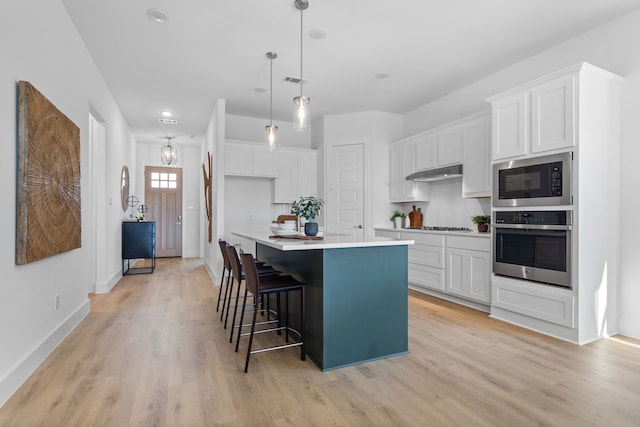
{"left": 265, "top": 51, "right": 278, "bottom": 151}
{"left": 293, "top": 0, "right": 310, "bottom": 132}
{"left": 161, "top": 137, "right": 177, "bottom": 165}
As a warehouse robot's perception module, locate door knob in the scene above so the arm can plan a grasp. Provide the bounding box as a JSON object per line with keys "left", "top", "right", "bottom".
{"left": 177, "top": 215, "right": 182, "bottom": 225}
{"left": 354, "top": 225, "right": 363, "bottom": 229}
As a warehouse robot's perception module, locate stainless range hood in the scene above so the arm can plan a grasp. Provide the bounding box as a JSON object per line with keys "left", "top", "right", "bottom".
{"left": 406, "top": 164, "right": 463, "bottom": 182}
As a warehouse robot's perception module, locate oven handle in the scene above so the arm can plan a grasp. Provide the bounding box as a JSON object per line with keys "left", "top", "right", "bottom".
{"left": 494, "top": 223, "right": 572, "bottom": 231}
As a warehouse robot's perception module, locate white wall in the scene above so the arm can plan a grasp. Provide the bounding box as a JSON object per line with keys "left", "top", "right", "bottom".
{"left": 322, "top": 111, "right": 403, "bottom": 235}
{"left": 403, "top": 9, "right": 640, "bottom": 339}
{"left": 0, "top": 0, "right": 135, "bottom": 405}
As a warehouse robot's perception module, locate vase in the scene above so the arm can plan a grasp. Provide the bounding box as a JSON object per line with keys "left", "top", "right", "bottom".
{"left": 477, "top": 224, "right": 489, "bottom": 233}
{"left": 393, "top": 217, "right": 402, "bottom": 228}
{"left": 304, "top": 222, "right": 319, "bottom": 236}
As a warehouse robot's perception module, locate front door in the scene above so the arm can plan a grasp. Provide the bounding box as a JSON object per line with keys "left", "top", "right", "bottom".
{"left": 145, "top": 166, "right": 183, "bottom": 257}
{"left": 328, "top": 144, "right": 364, "bottom": 240}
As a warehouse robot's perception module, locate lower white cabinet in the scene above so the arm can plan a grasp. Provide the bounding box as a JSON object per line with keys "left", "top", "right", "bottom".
{"left": 375, "top": 229, "right": 491, "bottom": 305}
{"left": 446, "top": 251, "right": 490, "bottom": 304}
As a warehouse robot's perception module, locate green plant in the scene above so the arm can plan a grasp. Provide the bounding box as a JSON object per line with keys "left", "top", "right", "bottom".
{"left": 390, "top": 210, "right": 406, "bottom": 221}
{"left": 291, "top": 196, "right": 325, "bottom": 221}
{"left": 471, "top": 215, "right": 491, "bottom": 225}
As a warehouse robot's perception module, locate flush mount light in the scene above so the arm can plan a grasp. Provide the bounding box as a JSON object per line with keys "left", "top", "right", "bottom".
{"left": 146, "top": 8, "right": 168, "bottom": 23}
{"left": 161, "top": 111, "right": 173, "bottom": 117}
{"left": 309, "top": 28, "right": 327, "bottom": 39}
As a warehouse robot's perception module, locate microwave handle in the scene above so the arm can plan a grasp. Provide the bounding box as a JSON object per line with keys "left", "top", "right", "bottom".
{"left": 493, "top": 223, "right": 572, "bottom": 231}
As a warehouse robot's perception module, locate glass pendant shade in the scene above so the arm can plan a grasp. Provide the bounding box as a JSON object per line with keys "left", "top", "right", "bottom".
{"left": 265, "top": 124, "right": 278, "bottom": 151}
{"left": 161, "top": 143, "right": 177, "bottom": 165}
{"left": 293, "top": 95, "right": 310, "bottom": 132}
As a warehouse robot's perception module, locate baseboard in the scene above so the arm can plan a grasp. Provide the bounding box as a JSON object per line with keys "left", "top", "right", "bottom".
{"left": 619, "top": 319, "right": 640, "bottom": 340}
{"left": 95, "top": 269, "right": 122, "bottom": 294}
{"left": 0, "top": 299, "right": 91, "bottom": 408}
{"left": 203, "top": 258, "right": 221, "bottom": 287}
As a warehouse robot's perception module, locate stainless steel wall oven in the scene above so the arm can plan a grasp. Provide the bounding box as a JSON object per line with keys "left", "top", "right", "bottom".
{"left": 493, "top": 210, "right": 572, "bottom": 288}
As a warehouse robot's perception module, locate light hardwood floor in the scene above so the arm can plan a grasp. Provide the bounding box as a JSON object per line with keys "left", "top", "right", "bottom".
{"left": 1, "top": 257, "right": 639, "bottom": 426}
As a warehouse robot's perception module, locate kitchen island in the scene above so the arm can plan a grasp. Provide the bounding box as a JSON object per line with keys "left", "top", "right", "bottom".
{"left": 232, "top": 231, "right": 414, "bottom": 371}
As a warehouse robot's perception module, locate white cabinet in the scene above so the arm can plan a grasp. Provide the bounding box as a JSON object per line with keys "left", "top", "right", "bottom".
{"left": 407, "top": 233, "right": 446, "bottom": 292}
{"left": 273, "top": 148, "right": 317, "bottom": 203}
{"left": 462, "top": 115, "right": 491, "bottom": 197}
{"left": 437, "top": 126, "right": 463, "bottom": 166}
{"left": 489, "top": 69, "right": 576, "bottom": 161}
{"left": 225, "top": 142, "right": 276, "bottom": 177}
{"left": 414, "top": 128, "right": 462, "bottom": 171}
{"left": 446, "top": 236, "right": 491, "bottom": 304}
{"left": 389, "top": 140, "right": 429, "bottom": 202}
{"left": 414, "top": 133, "right": 436, "bottom": 171}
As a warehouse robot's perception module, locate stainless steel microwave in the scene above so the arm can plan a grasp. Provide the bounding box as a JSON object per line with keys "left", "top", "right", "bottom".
{"left": 492, "top": 152, "right": 572, "bottom": 207}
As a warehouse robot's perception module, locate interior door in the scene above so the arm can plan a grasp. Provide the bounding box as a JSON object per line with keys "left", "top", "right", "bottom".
{"left": 328, "top": 144, "right": 364, "bottom": 239}
{"left": 145, "top": 166, "right": 183, "bottom": 257}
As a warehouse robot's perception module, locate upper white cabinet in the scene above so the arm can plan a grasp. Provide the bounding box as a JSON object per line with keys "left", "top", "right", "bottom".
{"left": 414, "top": 127, "right": 462, "bottom": 171}
{"left": 389, "top": 139, "right": 429, "bottom": 202}
{"left": 462, "top": 115, "right": 491, "bottom": 198}
{"left": 273, "top": 148, "right": 317, "bottom": 203}
{"left": 225, "top": 141, "right": 276, "bottom": 177}
{"left": 488, "top": 68, "right": 577, "bottom": 161}
{"left": 437, "top": 126, "right": 463, "bottom": 166}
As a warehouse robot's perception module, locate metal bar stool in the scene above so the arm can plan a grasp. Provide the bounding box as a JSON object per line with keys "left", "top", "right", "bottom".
{"left": 216, "top": 239, "right": 232, "bottom": 316}
{"left": 237, "top": 252, "right": 306, "bottom": 373}
{"left": 224, "top": 244, "right": 278, "bottom": 340}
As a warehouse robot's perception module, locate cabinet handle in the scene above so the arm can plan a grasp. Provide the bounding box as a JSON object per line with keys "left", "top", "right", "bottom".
{"left": 354, "top": 225, "right": 363, "bottom": 229}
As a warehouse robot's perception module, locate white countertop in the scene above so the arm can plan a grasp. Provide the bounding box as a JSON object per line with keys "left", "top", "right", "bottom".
{"left": 374, "top": 227, "right": 491, "bottom": 238}
{"left": 232, "top": 230, "right": 414, "bottom": 251}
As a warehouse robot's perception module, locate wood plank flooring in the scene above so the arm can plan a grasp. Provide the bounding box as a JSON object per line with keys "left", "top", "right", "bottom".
{"left": 1, "top": 257, "right": 639, "bottom": 426}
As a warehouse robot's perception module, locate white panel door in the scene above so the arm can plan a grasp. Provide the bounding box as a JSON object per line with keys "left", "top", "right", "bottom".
{"left": 328, "top": 144, "right": 364, "bottom": 240}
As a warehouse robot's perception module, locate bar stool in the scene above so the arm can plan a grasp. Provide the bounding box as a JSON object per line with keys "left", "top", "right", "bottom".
{"left": 216, "top": 240, "right": 231, "bottom": 316}
{"left": 224, "top": 244, "right": 278, "bottom": 340}
{"left": 238, "top": 252, "right": 306, "bottom": 373}
{"left": 218, "top": 240, "right": 269, "bottom": 322}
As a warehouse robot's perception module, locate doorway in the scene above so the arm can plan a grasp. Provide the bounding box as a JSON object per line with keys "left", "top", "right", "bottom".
{"left": 145, "top": 166, "right": 183, "bottom": 257}
{"left": 327, "top": 144, "right": 364, "bottom": 240}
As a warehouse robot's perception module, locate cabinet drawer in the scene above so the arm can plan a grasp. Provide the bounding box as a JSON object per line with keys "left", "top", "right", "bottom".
{"left": 408, "top": 244, "right": 445, "bottom": 269}
{"left": 406, "top": 233, "right": 445, "bottom": 247}
{"left": 408, "top": 263, "right": 445, "bottom": 291}
{"left": 375, "top": 230, "right": 401, "bottom": 240}
{"left": 492, "top": 277, "right": 574, "bottom": 327}
{"left": 447, "top": 235, "right": 490, "bottom": 251}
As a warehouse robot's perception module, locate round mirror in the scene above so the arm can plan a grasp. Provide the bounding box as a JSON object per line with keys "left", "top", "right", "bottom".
{"left": 120, "top": 165, "right": 130, "bottom": 211}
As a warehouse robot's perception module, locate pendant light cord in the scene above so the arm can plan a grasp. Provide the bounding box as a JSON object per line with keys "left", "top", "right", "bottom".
{"left": 299, "top": 7, "right": 303, "bottom": 98}
{"left": 269, "top": 55, "right": 273, "bottom": 126}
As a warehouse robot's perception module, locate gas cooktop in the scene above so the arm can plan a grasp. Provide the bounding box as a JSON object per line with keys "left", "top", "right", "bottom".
{"left": 410, "top": 226, "right": 473, "bottom": 232}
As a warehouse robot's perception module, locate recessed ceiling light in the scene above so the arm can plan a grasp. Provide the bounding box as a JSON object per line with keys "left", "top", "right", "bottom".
{"left": 161, "top": 111, "right": 173, "bottom": 117}
{"left": 254, "top": 87, "right": 267, "bottom": 93}
{"left": 146, "top": 9, "right": 168, "bottom": 23}
{"left": 375, "top": 72, "right": 390, "bottom": 80}
{"left": 309, "top": 28, "right": 328, "bottom": 39}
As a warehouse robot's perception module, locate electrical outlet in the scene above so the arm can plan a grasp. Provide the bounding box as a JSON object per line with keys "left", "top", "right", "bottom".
{"left": 55, "top": 294, "right": 60, "bottom": 310}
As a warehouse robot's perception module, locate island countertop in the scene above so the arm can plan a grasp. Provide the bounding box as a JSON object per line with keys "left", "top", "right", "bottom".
{"left": 232, "top": 231, "right": 414, "bottom": 251}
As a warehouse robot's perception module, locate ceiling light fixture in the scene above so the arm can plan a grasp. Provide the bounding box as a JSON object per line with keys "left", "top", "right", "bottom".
{"left": 161, "top": 111, "right": 173, "bottom": 117}
{"left": 265, "top": 52, "right": 278, "bottom": 151}
{"left": 146, "top": 8, "right": 168, "bottom": 23}
{"left": 161, "top": 137, "right": 177, "bottom": 165}
{"left": 293, "top": 0, "right": 310, "bottom": 132}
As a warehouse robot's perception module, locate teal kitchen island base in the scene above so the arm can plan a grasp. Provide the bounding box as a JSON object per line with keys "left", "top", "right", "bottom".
{"left": 233, "top": 231, "right": 413, "bottom": 371}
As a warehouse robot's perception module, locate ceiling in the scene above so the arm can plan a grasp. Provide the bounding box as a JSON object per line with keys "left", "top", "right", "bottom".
{"left": 61, "top": 0, "right": 640, "bottom": 145}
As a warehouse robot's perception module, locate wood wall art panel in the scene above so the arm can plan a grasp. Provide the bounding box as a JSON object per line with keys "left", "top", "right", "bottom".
{"left": 16, "top": 81, "right": 81, "bottom": 265}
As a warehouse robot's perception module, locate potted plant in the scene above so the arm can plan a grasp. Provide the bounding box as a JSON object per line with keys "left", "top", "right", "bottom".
{"left": 391, "top": 210, "right": 406, "bottom": 229}
{"left": 291, "top": 196, "right": 325, "bottom": 236}
{"left": 471, "top": 215, "right": 491, "bottom": 233}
